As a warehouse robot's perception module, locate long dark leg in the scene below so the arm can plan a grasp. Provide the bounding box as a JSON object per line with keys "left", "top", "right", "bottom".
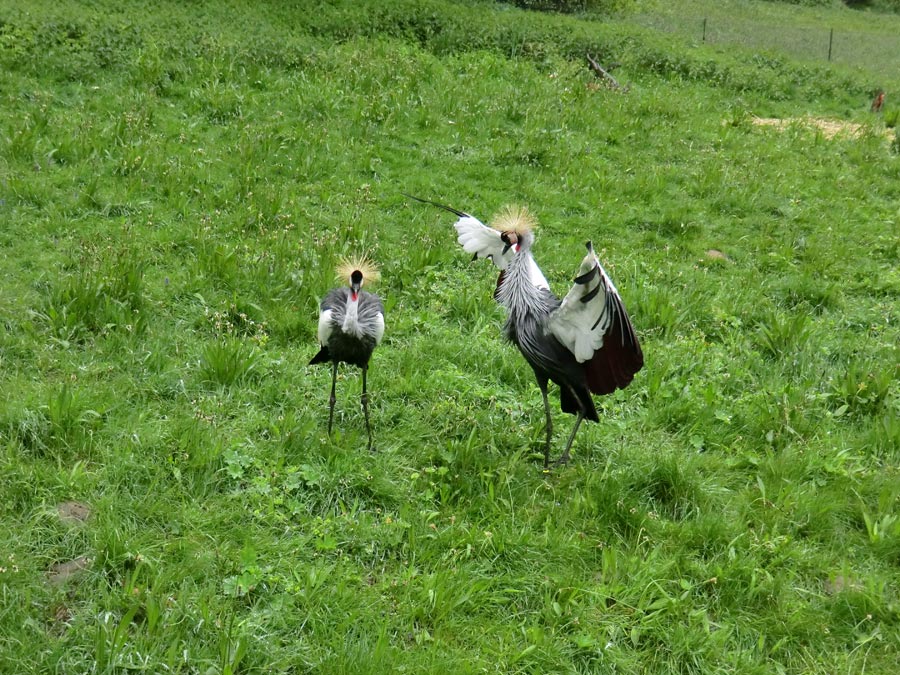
{"left": 555, "top": 411, "right": 584, "bottom": 467}
{"left": 327, "top": 361, "right": 338, "bottom": 435}
{"left": 361, "top": 365, "right": 374, "bottom": 452}
{"left": 537, "top": 376, "right": 553, "bottom": 469}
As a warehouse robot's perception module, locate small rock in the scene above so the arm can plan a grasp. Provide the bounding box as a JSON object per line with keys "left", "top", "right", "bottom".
{"left": 49, "top": 604, "right": 74, "bottom": 635}
{"left": 52, "top": 604, "right": 72, "bottom": 623}
{"left": 705, "top": 249, "right": 729, "bottom": 261}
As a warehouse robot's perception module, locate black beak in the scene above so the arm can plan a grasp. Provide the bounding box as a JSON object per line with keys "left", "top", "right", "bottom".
{"left": 502, "top": 242, "right": 513, "bottom": 255}
{"left": 585, "top": 240, "right": 593, "bottom": 252}
{"left": 351, "top": 281, "right": 361, "bottom": 295}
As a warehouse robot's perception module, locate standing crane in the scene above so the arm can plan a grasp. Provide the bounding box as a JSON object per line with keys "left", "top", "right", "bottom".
{"left": 309, "top": 255, "right": 385, "bottom": 451}
{"left": 409, "top": 196, "right": 643, "bottom": 468}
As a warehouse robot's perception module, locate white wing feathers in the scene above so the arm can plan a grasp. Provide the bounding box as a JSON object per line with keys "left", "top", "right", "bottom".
{"left": 548, "top": 243, "right": 620, "bottom": 363}
{"left": 373, "top": 311, "right": 385, "bottom": 345}
{"left": 453, "top": 215, "right": 513, "bottom": 270}
{"left": 317, "top": 308, "right": 334, "bottom": 346}
{"left": 406, "top": 194, "right": 548, "bottom": 286}
{"left": 404, "top": 195, "right": 516, "bottom": 271}
{"left": 526, "top": 256, "right": 550, "bottom": 290}
{"left": 455, "top": 214, "right": 550, "bottom": 290}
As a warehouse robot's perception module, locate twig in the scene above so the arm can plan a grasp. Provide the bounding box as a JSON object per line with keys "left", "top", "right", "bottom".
{"left": 586, "top": 53, "right": 625, "bottom": 91}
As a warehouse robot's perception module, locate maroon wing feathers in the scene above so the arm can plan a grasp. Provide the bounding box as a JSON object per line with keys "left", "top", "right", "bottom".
{"left": 493, "top": 270, "right": 506, "bottom": 301}
{"left": 583, "top": 292, "right": 644, "bottom": 395}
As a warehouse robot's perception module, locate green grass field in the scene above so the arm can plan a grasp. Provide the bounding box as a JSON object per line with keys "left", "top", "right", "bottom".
{"left": 1, "top": 0, "right": 898, "bottom": 672}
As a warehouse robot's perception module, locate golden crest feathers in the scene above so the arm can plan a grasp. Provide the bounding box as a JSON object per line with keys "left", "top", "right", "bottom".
{"left": 336, "top": 254, "right": 380, "bottom": 284}
{"left": 490, "top": 204, "right": 537, "bottom": 234}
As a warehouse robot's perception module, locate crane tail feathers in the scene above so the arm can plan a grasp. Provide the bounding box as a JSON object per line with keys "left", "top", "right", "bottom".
{"left": 309, "top": 346, "right": 331, "bottom": 365}
{"left": 560, "top": 385, "right": 599, "bottom": 422}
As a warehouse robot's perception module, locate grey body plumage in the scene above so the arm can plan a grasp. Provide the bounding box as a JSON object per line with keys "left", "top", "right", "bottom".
{"left": 313, "top": 287, "right": 384, "bottom": 368}
{"left": 498, "top": 251, "right": 597, "bottom": 422}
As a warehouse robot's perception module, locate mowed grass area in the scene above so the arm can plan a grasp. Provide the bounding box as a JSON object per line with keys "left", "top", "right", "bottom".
{"left": 1, "top": 0, "right": 898, "bottom": 672}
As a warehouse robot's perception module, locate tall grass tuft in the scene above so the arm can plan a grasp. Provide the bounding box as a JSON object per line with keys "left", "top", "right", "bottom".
{"left": 4, "top": 108, "right": 50, "bottom": 161}
{"left": 829, "top": 359, "right": 895, "bottom": 417}
{"left": 35, "top": 252, "right": 147, "bottom": 342}
{"left": 10, "top": 385, "right": 101, "bottom": 454}
{"left": 753, "top": 308, "right": 812, "bottom": 360}
{"left": 198, "top": 339, "right": 260, "bottom": 387}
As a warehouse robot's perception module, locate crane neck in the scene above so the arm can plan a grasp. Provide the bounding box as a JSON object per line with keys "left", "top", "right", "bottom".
{"left": 496, "top": 249, "right": 551, "bottom": 315}
{"left": 341, "top": 291, "right": 364, "bottom": 338}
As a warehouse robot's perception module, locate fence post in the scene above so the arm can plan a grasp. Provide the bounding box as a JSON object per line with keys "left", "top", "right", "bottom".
{"left": 827, "top": 28, "right": 833, "bottom": 61}
{"left": 702, "top": 18, "right": 707, "bottom": 43}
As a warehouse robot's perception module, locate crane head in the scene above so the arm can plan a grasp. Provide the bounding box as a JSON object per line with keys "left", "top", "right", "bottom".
{"left": 349, "top": 270, "right": 363, "bottom": 298}
{"left": 492, "top": 205, "right": 537, "bottom": 254}
{"left": 499, "top": 231, "right": 518, "bottom": 254}
{"left": 336, "top": 254, "right": 380, "bottom": 300}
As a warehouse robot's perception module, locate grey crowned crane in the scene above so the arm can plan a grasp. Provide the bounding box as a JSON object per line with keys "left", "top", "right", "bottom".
{"left": 409, "top": 197, "right": 643, "bottom": 468}
{"left": 309, "top": 255, "right": 385, "bottom": 451}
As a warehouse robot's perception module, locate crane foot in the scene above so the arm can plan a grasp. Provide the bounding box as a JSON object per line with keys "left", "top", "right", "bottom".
{"left": 552, "top": 451, "right": 572, "bottom": 467}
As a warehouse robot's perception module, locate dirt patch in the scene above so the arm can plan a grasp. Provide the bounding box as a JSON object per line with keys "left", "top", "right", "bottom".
{"left": 47, "top": 556, "right": 92, "bottom": 586}
{"left": 57, "top": 501, "right": 91, "bottom": 525}
{"left": 751, "top": 116, "right": 890, "bottom": 140}
{"left": 705, "top": 249, "right": 730, "bottom": 261}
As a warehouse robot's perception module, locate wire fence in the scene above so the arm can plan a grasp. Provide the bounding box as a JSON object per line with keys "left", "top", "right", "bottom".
{"left": 695, "top": 18, "right": 867, "bottom": 65}
{"left": 632, "top": 12, "right": 900, "bottom": 88}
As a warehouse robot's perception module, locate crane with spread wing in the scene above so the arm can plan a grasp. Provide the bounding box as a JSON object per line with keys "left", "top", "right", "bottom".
{"left": 409, "top": 196, "right": 643, "bottom": 468}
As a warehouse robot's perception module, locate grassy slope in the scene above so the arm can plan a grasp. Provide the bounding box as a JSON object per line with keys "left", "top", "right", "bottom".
{"left": 0, "top": 0, "right": 898, "bottom": 673}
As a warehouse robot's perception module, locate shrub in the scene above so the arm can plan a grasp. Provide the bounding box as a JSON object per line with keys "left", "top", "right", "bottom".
{"left": 503, "top": 0, "right": 633, "bottom": 13}
{"left": 845, "top": 0, "right": 900, "bottom": 13}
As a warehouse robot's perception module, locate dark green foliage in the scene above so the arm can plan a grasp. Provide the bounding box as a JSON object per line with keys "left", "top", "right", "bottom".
{"left": 764, "top": 0, "right": 839, "bottom": 7}
{"left": 845, "top": 0, "right": 900, "bottom": 11}
{"left": 504, "top": 0, "right": 631, "bottom": 13}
